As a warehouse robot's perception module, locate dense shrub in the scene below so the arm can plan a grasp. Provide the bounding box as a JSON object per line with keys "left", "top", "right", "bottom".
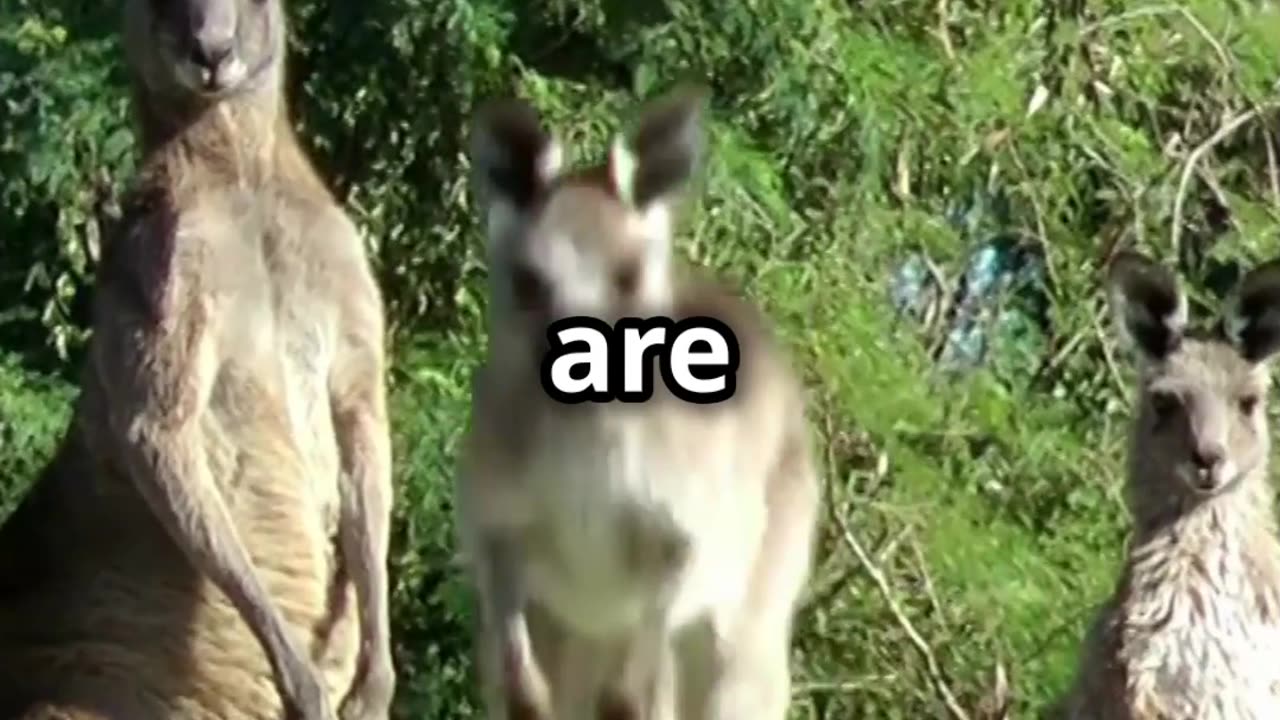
{"left": 2, "top": 0, "right": 1279, "bottom": 717}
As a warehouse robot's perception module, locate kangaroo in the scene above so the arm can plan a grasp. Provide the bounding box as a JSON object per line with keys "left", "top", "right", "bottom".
{"left": 0, "top": 1, "right": 393, "bottom": 718}
{"left": 1053, "top": 251, "right": 1280, "bottom": 719}
{"left": 457, "top": 86, "right": 822, "bottom": 720}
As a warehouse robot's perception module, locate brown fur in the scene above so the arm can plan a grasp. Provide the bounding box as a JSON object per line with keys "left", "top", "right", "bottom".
{"left": 460, "top": 87, "right": 821, "bottom": 720}
{"left": 0, "top": 2, "right": 393, "bottom": 719}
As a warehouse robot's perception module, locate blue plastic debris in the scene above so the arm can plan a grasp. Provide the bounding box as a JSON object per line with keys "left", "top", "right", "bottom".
{"left": 889, "top": 255, "right": 932, "bottom": 318}
{"left": 888, "top": 190, "right": 1049, "bottom": 375}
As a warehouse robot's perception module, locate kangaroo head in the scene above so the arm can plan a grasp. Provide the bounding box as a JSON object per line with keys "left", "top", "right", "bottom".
{"left": 1108, "top": 251, "right": 1280, "bottom": 505}
{"left": 469, "top": 85, "right": 708, "bottom": 360}
{"left": 124, "top": 0, "right": 285, "bottom": 100}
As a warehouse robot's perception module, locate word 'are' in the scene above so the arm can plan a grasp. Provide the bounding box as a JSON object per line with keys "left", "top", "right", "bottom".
{"left": 540, "top": 317, "right": 740, "bottom": 404}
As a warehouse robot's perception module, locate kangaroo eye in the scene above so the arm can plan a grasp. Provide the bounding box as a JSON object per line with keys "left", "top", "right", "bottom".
{"left": 511, "top": 264, "right": 549, "bottom": 312}
{"left": 1149, "top": 390, "right": 1181, "bottom": 420}
{"left": 1239, "top": 394, "right": 1260, "bottom": 417}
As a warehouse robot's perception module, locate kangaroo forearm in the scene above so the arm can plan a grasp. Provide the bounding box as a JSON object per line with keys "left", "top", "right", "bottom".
{"left": 120, "top": 426, "right": 309, "bottom": 675}
{"left": 475, "top": 534, "right": 534, "bottom": 665}
{"left": 339, "top": 504, "right": 390, "bottom": 657}
{"left": 337, "top": 410, "right": 393, "bottom": 656}
{"left": 473, "top": 533, "right": 548, "bottom": 716}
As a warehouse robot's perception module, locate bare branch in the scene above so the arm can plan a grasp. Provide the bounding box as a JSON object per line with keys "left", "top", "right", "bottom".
{"left": 1172, "top": 103, "right": 1278, "bottom": 256}
{"left": 831, "top": 502, "right": 972, "bottom": 720}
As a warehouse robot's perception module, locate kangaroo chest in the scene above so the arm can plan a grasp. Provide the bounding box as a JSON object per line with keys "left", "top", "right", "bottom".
{"left": 521, "top": 412, "right": 763, "bottom": 638}
{"left": 206, "top": 197, "right": 344, "bottom": 535}
{"left": 1118, "top": 543, "right": 1280, "bottom": 718}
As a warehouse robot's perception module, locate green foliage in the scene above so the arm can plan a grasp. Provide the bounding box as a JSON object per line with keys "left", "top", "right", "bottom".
{"left": 2, "top": 0, "right": 1280, "bottom": 718}
{"left": 0, "top": 353, "right": 71, "bottom": 517}
{"left": 0, "top": 3, "right": 131, "bottom": 366}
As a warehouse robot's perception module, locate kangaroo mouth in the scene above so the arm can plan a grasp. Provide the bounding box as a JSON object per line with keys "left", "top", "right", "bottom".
{"left": 161, "top": 10, "right": 280, "bottom": 100}
{"left": 199, "top": 56, "right": 248, "bottom": 94}
{"left": 179, "top": 48, "right": 276, "bottom": 98}
{"left": 1180, "top": 465, "right": 1242, "bottom": 497}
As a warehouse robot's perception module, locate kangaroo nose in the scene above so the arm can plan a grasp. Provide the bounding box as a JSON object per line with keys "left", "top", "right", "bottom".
{"left": 191, "top": 37, "right": 233, "bottom": 71}
{"left": 1192, "top": 445, "right": 1225, "bottom": 471}
{"left": 189, "top": 1, "right": 237, "bottom": 72}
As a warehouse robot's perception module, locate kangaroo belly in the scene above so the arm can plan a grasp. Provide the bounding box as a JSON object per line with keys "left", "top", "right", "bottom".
{"left": 0, "top": 420, "right": 358, "bottom": 717}
{"left": 202, "top": 414, "right": 359, "bottom": 698}
{"left": 523, "top": 415, "right": 766, "bottom": 638}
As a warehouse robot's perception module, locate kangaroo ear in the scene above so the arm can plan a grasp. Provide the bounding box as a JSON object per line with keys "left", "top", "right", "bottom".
{"left": 1224, "top": 257, "right": 1280, "bottom": 364}
{"left": 469, "top": 97, "right": 564, "bottom": 217}
{"left": 1106, "top": 251, "right": 1188, "bottom": 361}
{"left": 608, "top": 84, "right": 709, "bottom": 211}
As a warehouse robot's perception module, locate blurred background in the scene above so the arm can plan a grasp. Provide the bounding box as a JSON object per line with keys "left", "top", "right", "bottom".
{"left": 2, "top": 0, "right": 1279, "bottom": 717}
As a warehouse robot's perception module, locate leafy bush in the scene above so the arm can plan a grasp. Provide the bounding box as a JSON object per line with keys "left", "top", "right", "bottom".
{"left": 2, "top": 0, "right": 1280, "bottom": 717}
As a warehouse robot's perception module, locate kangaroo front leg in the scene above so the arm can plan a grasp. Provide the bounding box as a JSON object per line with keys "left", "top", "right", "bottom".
{"left": 330, "top": 307, "right": 395, "bottom": 720}
{"left": 701, "top": 426, "right": 818, "bottom": 720}
{"left": 475, "top": 536, "right": 551, "bottom": 720}
{"left": 600, "top": 614, "right": 676, "bottom": 720}
{"left": 706, "top": 635, "right": 792, "bottom": 720}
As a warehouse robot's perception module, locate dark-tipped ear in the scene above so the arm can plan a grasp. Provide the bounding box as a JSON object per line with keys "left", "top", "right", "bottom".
{"left": 1106, "top": 250, "right": 1188, "bottom": 360}
{"left": 608, "top": 84, "right": 709, "bottom": 210}
{"left": 1224, "top": 257, "right": 1280, "bottom": 364}
{"left": 469, "top": 97, "right": 563, "bottom": 212}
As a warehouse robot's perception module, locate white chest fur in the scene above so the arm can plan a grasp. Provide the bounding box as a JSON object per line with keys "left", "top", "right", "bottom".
{"left": 522, "top": 410, "right": 766, "bottom": 639}
{"left": 1119, "top": 528, "right": 1280, "bottom": 718}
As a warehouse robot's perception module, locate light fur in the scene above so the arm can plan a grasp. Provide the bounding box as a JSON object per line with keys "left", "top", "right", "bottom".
{"left": 458, "top": 87, "right": 821, "bottom": 720}
{"left": 1054, "top": 251, "right": 1280, "bottom": 720}
{"left": 0, "top": 1, "right": 394, "bottom": 719}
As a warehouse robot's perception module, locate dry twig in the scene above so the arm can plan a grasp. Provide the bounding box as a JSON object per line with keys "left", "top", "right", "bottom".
{"left": 1172, "top": 103, "right": 1278, "bottom": 256}
{"left": 1008, "top": 142, "right": 1059, "bottom": 291}
{"left": 1031, "top": 328, "right": 1087, "bottom": 388}
{"left": 1081, "top": 5, "right": 1230, "bottom": 71}
{"left": 794, "top": 679, "right": 884, "bottom": 696}
{"left": 910, "top": 536, "right": 952, "bottom": 631}
{"left": 876, "top": 523, "right": 915, "bottom": 566}
{"left": 830, "top": 502, "right": 972, "bottom": 720}
{"left": 1092, "top": 304, "right": 1126, "bottom": 397}
{"left": 1263, "top": 120, "right": 1280, "bottom": 208}
{"left": 934, "top": 0, "right": 955, "bottom": 60}
{"left": 975, "top": 660, "right": 1011, "bottom": 720}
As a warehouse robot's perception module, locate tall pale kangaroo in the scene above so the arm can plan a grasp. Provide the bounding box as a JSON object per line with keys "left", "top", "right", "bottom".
{"left": 0, "top": 1, "right": 393, "bottom": 718}
{"left": 457, "top": 87, "right": 822, "bottom": 720}
{"left": 1053, "top": 251, "right": 1280, "bottom": 719}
